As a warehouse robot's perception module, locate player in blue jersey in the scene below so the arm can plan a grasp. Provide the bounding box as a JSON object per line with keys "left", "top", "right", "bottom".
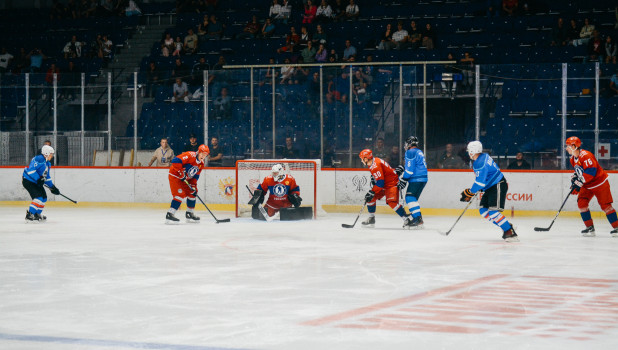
{"left": 396, "top": 136, "right": 428, "bottom": 229}
{"left": 460, "top": 141, "right": 519, "bottom": 242}
{"left": 21, "top": 145, "right": 60, "bottom": 223}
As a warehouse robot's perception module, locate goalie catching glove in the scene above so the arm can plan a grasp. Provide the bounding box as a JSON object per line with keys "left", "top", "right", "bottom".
{"left": 365, "top": 190, "right": 375, "bottom": 202}
{"left": 570, "top": 174, "right": 583, "bottom": 195}
{"left": 460, "top": 188, "right": 474, "bottom": 202}
{"left": 248, "top": 189, "right": 265, "bottom": 206}
{"left": 288, "top": 193, "right": 302, "bottom": 208}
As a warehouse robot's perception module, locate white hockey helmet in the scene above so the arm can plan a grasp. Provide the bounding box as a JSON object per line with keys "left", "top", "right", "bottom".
{"left": 41, "top": 145, "right": 55, "bottom": 158}
{"left": 271, "top": 164, "right": 285, "bottom": 182}
{"left": 466, "top": 141, "right": 483, "bottom": 157}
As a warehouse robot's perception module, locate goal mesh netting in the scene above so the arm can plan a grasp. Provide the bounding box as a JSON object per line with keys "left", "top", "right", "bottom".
{"left": 235, "top": 159, "right": 323, "bottom": 218}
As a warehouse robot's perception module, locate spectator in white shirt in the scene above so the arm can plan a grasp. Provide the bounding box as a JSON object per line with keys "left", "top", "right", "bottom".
{"left": 345, "top": 0, "right": 359, "bottom": 20}
{"left": 316, "top": 0, "right": 333, "bottom": 23}
{"left": 0, "top": 47, "right": 13, "bottom": 73}
{"left": 269, "top": 0, "right": 282, "bottom": 19}
{"left": 392, "top": 22, "right": 409, "bottom": 50}
{"left": 172, "top": 78, "right": 190, "bottom": 103}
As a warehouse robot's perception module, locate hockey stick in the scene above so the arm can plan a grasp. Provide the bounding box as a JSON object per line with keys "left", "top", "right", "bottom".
{"left": 245, "top": 185, "right": 273, "bottom": 222}
{"left": 193, "top": 193, "right": 231, "bottom": 223}
{"left": 45, "top": 185, "right": 78, "bottom": 204}
{"left": 342, "top": 201, "right": 367, "bottom": 228}
{"left": 440, "top": 193, "right": 478, "bottom": 236}
{"left": 534, "top": 191, "right": 571, "bottom": 232}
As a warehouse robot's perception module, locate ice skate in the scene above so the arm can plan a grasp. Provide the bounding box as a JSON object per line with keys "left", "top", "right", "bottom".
{"left": 361, "top": 216, "right": 375, "bottom": 228}
{"left": 502, "top": 227, "right": 519, "bottom": 242}
{"left": 165, "top": 212, "right": 180, "bottom": 224}
{"left": 34, "top": 213, "right": 46, "bottom": 222}
{"left": 581, "top": 225, "right": 595, "bottom": 237}
{"left": 185, "top": 211, "right": 200, "bottom": 223}
{"left": 406, "top": 215, "right": 424, "bottom": 230}
{"left": 610, "top": 227, "right": 618, "bottom": 237}
{"left": 25, "top": 211, "right": 40, "bottom": 224}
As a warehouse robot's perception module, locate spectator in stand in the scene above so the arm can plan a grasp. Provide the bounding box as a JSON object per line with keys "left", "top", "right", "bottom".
{"left": 183, "top": 133, "right": 200, "bottom": 152}
{"left": 342, "top": 39, "right": 357, "bottom": 61}
{"left": 345, "top": 0, "right": 360, "bottom": 20}
{"left": 237, "top": 15, "right": 260, "bottom": 39}
{"left": 605, "top": 35, "right": 617, "bottom": 64}
{"left": 0, "top": 47, "right": 13, "bottom": 73}
{"left": 392, "top": 22, "right": 409, "bottom": 50}
{"left": 184, "top": 29, "right": 198, "bottom": 54}
{"left": 550, "top": 18, "right": 567, "bottom": 46}
{"left": 208, "top": 136, "right": 224, "bottom": 166}
{"left": 279, "top": 0, "right": 292, "bottom": 23}
{"left": 28, "top": 48, "right": 46, "bottom": 73}
{"left": 298, "top": 26, "right": 311, "bottom": 50}
{"left": 125, "top": 1, "right": 142, "bottom": 16}
{"left": 567, "top": 19, "right": 580, "bottom": 46}
{"left": 208, "top": 55, "right": 229, "bottom": 97}
{"left": 205, "top": 15, "right": 224, "bottom": 39}
{"left": 145, "top": 62, "right": 161, "bottom": 98}
{"left": 171, "top": 78, "right": 190, "bottom": 103}
{"left": 438, "top": 143, "right": 463, "bottom": 169}
{"left": 574, "top": 18, "right": 594, "bottom": 47}
{"left": 213, "top": 87, "right": 232, "bottom": 119}
{"left": 280, "top": 58, "right": 295, "bottom": 84}
{"left": 373, "top": 138, "right": 388, "bottom": 159}
{"left": 312, "top": 24, "right": 328, "bottom": 45}
{"left": 332, "top": 0, "right": 346, "bottom": 22}
{"left": 148, "top": 138, "right": 174, "bottom": 167}
{"left": 277, "top": 26, "right": 300, "bottom": 53}
{"left": 316, "top": 0, "right": 333, "bottom": 23}
{"left": 460, "top": 51, "right": 475, "bottom": 91}
{"left": 422, "top": 23, "right": 436, "bottom": 50}
{"left": 440, "top": 53, "right": 458, "bottom": 96}
{"left": 507, "top": 152, "right": 531, "bottom": 170}
{"left": 407, "top": 20, "right": 422, "bottom": 49}
{"left": 173, "top": 36, "right": 184, "bottom": 56}
{"left": 269, "top": 0, "right": 282, "bottom": 20}
{"left": 261, "top": 18, "right": 276, "bottom": 38}
{"left": 302, "top": 0, "right": 317, "bottom": 24}
{"left": 63, "top": 35, "right": 84, "bottom": 59}
{"left": 161, "top": 33, "right": 174, "bottom": 57}
{"left": 100, "top": 35, "right": 113, "bottom": 66}
{"left": 293, "top": 59, "right": 310, "bottom": 84}
{"left": 586, "top": 30, "right": 603, "bottom": 62}
{"left": 315, "top": 43, "right": 327, "bottom": 62}
{"left": 377, "top": 23, "right": 395, "bottom": 50}
{"left": 502, "top": 0, "right": 518, "bottom": 16}
{"left": 387, "top": 146, "right": 401, "bottom": 168}
{"left": 172, "top": 58, "right": 191, "bottom": 81}
{"left": 301, "top": 41, "right": 317, "bottom": 63}
{"left": 191, "top": 56, "right": 209, "bottom": 85}
{"left": 197, "top": 15, "right": 209, "bottom": 37}
{"left": 604, "top": 70, "right": 618, "bottom": 97}
{"left": 281, "top": 137, "right": 299, "bottom": 158}
{"left": 308, "top": 71, "right": 321, "bottom": 100}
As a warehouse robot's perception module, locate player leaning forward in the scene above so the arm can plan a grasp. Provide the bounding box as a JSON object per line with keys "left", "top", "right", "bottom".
{"left": 22, "top": 145, "right": 61, "bottom": 223}
{"left": 461, "top": 141, "right": 519, "bottom": 242}
{"left": 359, "top": 149, "right": 412, "bottom": 228}
{"left": 166, "top": 144, "right": 210, "bottom": 224}
{"left": 566, "top": 136, "right": 618, "bottom": 237}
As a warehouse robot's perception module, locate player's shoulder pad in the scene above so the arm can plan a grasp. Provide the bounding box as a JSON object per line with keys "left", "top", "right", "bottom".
{"left": 34, "top": 154, "right": 46, "bottom": 163}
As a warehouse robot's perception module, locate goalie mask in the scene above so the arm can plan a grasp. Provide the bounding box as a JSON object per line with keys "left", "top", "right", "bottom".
{"left": 271, "top": 164, "right": 286, "bottom": 182}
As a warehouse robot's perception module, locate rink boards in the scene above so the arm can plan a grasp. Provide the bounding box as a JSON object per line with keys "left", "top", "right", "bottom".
{"left": 0, "top": 167, "right": 616, "bottom": 214}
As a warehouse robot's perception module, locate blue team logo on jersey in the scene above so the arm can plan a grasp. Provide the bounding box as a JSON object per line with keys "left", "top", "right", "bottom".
{"left": 574, "top": 165, "right": 584, "bottom": 178}
{"left": 186, "top": 166, "right": 199, "bottom": 179}
{"left": 272, "top": 183, "right": 288, "bottom": 197}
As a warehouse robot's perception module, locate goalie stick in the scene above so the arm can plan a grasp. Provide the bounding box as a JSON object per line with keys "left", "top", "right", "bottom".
{"left": 245, "top": 185, "right": 273, "bottom": 222}
{"left": 534, "top": 191, "right": 571, "bottom": 232}
{"left": 342, "top": 201, "right": 367, "bottom": 228}
{"left": 440, "top": 192, "right": 478, "bottom": 236}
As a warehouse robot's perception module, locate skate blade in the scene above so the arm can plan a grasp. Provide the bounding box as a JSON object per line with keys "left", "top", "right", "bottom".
{"left": 410, "top": 224, "right": 424, "bottom": 230}
{"left": 185, "top": 219, "right": 201, "bottom": 224}
{"left": 581, "top": 233, "right": 596, "bottom": 237}
{"left": 504, "top": 236, "right": 520, "bottom": 243}
{"left": 165, "top": 220, "right": 180, "bottom": 225}
{"left": 25, "top": 220, "right": 40, "bottom": 224}
{"left": 611, "top": 233, "right": 618, "bottom": 238}
{"left": 362, "top": 224, "right": 375, "bottom": 228}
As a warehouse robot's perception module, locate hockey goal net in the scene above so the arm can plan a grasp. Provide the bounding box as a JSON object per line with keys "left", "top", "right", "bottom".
{"left": 235, "top": 159, "right": 323, "bottom": 219}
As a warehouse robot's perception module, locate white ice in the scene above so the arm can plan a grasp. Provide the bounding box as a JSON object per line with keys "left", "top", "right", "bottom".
{"left": 1, "top": 206, "right": 618, "bottom": 350}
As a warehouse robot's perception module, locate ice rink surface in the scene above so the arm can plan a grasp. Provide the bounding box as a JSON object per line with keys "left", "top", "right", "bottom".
{"left": 1, "top": 206, "right": 618, "bottom": 350}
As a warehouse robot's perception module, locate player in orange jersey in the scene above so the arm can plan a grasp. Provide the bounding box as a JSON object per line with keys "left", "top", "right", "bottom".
{"left": 566, "top": 136, "right": 618, "bottom": 237}
{"left": 248, "top": 164, "right": 302, "bottom": 217}
{"left": 166, "top": 144, "right": 210, "bottom": 224}
{"left": 358, "top": 149, "right": 412, "bottom": 228}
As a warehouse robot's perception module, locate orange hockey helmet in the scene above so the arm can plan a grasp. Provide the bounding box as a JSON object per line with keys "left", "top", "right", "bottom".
{"left": 566, "top": 136, "right": 581, "bottom": 149}
{"left": 198, "top": 144, "right": 210, "bottom": 155}
{"left": 359, "top": 149, "right": 373, "bottom": 160}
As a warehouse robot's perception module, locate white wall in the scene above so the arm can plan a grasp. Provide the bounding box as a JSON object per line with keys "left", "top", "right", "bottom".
{"left": 3, "top": 167, "right": 616, "bottom": 212}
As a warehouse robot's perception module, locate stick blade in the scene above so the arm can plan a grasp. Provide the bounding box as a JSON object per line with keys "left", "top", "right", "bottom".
{"left": 216, "top": 219, "right": 231, "bottom": 223}
{"left": 534, "top": 227, "right": 550, "bottom": 232}
{"left": 341, "top": 224, "right": 355, "bottom": 228}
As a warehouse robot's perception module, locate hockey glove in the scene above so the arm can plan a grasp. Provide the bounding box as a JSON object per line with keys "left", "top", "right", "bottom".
{"left": 395, "top": 165, "right": 405, "bottom": 176}
{"left": 289, "top": 193, "right": 302, "bottom": 208}
{"left": 370, "top": 175, "right": 376, "bottom": 187}
{"left": 248, "top": 189, "right": 264, "bottom": 205}
{"left": 37, "top": 177, "right": 46, "bottom": 186}
{"left": 460, "top": 188, "right": 474, "bottom": 202}
{"left": 365, "top": 190, "right": 375, "bottom": 203}
{"left": 50, "top": 186, "right": 60, "bottom": 195}
{"left": 397, "top": 179, "right": 407, "bottom": 190}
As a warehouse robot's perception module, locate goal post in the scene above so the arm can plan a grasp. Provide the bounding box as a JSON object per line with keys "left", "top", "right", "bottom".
{"left": 235, "top": 159, "right": 322, "bottom": 219}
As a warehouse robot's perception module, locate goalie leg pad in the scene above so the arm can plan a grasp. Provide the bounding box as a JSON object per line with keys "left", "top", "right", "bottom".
{"left": 251, "top": 205, "right": 267, "bottom": 220}
{"left": 280, "top": 207, "right": 313, "bottom": 220}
